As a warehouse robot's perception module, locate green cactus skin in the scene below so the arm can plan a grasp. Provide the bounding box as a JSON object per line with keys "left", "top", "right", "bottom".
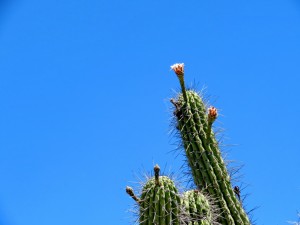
{"left": 171, "top": 71, "right": 250, "bottom": 225}
{"left": 181, "top": 190, "right": 214, "bottom": 225}
{"left": 126, "top": 165, "right": 181, "bottom": 225}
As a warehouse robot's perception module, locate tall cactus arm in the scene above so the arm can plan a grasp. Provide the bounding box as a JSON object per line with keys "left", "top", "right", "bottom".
{"left": 170, "top": 63, "right": 251, "bottom": 225}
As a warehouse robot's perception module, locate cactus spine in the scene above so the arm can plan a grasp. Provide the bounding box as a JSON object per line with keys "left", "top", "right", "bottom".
{"left": 171, "top": 63, "right": 250, "bottom": 225}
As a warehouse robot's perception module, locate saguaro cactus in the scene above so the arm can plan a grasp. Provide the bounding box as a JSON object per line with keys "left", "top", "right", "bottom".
{"left": 126, "top": 165, "right": 181, "bottom": 225}
{"left": 170, "top": 63, "right": 250, "bottom": 225}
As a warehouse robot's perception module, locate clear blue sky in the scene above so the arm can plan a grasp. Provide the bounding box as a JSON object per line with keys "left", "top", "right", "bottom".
{"left": 0, "top": 0, "right": 300, "bottom": 225}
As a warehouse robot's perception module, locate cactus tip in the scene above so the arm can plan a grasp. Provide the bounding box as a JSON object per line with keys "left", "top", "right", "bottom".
{"left": 126, "top": 186, "right": 141, "bottom": 203}
{"left": 154, "top": 164, "right": 160, "bottom": 173}
{"left": 154, "top": 164, "right": 161, "bottom": 186}
{"left": 126, "top": 186, "right": 134, "bottom": 195}
{"left": 171, "top": 63, "right": 188, "bottom": 102}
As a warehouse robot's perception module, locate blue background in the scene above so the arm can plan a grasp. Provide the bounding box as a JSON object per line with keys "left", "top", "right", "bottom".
{"left": 0, "top": 0, "right": 300, "bottom": 224}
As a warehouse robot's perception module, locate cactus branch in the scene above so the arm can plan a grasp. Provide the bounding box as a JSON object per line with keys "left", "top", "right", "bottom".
{"left": 126, "top": 186, "right": 141, "bottom": 203}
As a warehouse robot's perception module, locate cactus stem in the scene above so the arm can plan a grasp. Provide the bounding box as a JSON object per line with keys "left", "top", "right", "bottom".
{"left": 171, "top": 63, "right": 188, "bottom": 102}
{"left": 178, "top": 76, "right": 188, "bottom": 103}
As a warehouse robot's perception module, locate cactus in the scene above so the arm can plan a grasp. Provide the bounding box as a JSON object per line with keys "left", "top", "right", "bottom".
{"left": 181, "top": 190, "right": 216, "bottom": 225}
{"left": 126, "top": 63, "right": 253, "bottom": 225}
{"left": 126, "top": 165, "right": 217, "bottom": 225}
{"left": 170, "top": 63, "right": 250, "bottom": 225}
{"left": 126, "top": 165, "right": 181, "bottom": 225}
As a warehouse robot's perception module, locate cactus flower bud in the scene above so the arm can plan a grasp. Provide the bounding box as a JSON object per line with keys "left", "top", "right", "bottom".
{"left": 170, "top": 63, "right": 184, "bottom": 76}
{"left": 208, "top": 106, "right": 218, "bottom": 122}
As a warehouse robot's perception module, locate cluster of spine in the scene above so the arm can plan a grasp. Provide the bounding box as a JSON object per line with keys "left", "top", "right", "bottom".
{"left": 126, "top": 63, "right": 251, "bottom": 225}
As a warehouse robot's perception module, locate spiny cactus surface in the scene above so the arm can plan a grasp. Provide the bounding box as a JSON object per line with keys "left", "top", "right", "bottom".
{"left": 181, "top": 190, "right": 215, "bottom": 225}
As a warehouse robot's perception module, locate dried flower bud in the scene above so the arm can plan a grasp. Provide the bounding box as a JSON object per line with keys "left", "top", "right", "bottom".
{"left": 154, "top": 164, "right": 160, "bottom": 185}
{"left": 170, "top": 63, "right": 184, "bottom": 76}
{"left": 233, "top": 186, "right": 241, "bottom": 200}
{"left": 126, "top": 186, "right": 140, "bottom": 203}
{"left": 208, "top": 106, "right": 218, "bottom": 122}
{"left": 154, "top": 164, "right": 160, "bottom": 176}
{"left": 126, "top": 186, "right": 134, "bottom": 196}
